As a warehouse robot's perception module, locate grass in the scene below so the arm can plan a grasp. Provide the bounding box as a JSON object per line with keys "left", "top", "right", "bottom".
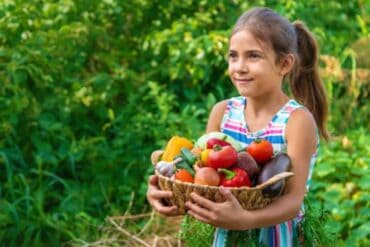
{"left": 72, "top": 212, "right": 183, "bottom": 247}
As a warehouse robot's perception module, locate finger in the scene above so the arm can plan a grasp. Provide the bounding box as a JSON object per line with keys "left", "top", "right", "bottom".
{"left": 185, "top": 201, "right": 213, "bottom": 220}
{"left": 188, "top": 210, "right": 212, "bottom": 224}
{"left": 190, "top": 192, "right": 216, "bottom": 210}
{"left": 219, "top": 187, "right": 239, "bottom": 204}
{"left": 148, "top": 175, "right": 158, "bottom": 186}
{"left": 152, "top": 200, "right": 178, "bottom": 216}
{"left": 149, "top": 189, "right": 173, "bottom": 200}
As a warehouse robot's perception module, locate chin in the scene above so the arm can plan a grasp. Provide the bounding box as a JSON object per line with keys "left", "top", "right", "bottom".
{"left": 236, "top": 88, "right": 252, "bottom": 97}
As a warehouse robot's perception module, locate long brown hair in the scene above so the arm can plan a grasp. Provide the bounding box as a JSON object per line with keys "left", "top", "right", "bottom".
{"left": 231, "top": 7, "right": 329, "bottom": 140}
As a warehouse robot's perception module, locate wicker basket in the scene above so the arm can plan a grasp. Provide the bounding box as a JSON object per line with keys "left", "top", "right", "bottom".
{"left": 151, "top": 150, "right": 293, "bottom": 215}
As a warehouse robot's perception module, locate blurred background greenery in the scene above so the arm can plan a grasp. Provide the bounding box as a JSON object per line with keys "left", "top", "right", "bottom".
{"left": 0, "top": 0, "right": 369, "bottom": 246}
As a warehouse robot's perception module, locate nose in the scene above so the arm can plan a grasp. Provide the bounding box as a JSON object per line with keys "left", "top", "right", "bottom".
{"left": 234, "top": 58, "right": 248, "bottom": 73}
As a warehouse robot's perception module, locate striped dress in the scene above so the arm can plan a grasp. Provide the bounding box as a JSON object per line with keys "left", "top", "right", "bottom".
{"left": 212, "top": 96, "right": 318, "bottom": 247}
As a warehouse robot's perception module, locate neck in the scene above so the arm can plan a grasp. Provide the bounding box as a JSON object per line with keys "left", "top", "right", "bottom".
{"left": 245, "top": 92, "right": 289, "bottom": 117}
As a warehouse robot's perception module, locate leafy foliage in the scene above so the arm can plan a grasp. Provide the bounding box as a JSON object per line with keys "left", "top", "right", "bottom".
{"left": 179, "top": 215, "right": 215, "bottom": 247}
{"left": 312, "top": 129, "right": 370, "bottom": 246}
{"left": 0, "top": 0, "right": 368, "bottom": 246}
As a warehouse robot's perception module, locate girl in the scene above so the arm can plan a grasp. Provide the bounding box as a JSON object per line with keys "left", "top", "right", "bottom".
{"left": 147, "top": 7, "right": 328, "bottom": 246}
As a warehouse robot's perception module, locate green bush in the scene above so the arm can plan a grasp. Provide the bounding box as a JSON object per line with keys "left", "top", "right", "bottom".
{"left": 312, "top": 129, "right": 370, "bottom": 246}
{"left": 0, "top": 0, "right": 368, "bottom": 245}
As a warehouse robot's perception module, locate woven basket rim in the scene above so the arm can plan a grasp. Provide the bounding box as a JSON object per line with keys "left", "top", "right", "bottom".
{"left": 155, "top": 170, "right": 294, "bottom": 191}
{"left": 151, "top": 149, "right": 293, "bottom": 191}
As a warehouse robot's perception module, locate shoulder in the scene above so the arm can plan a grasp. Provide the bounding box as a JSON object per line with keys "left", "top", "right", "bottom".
{"left": 211, "top": 96, "right": 245, "bottom": 113}
{"left": 206, "top": 96, "right": 246, "bottom": 132}
{"left": 206, "top": 100, "right": 229, "bottom": 132}
{"left": 212, "top": 100, "right": 229, "bottom": 112}
{"left": 288, "top": 107, "right": 316, "bottom": 130}
{"left": 286, "top": 107, "right": 317, "bottom": 148}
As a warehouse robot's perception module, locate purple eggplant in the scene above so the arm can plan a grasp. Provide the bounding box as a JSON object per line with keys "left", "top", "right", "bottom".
{"left": 258, "top": 153, "right": 291, "bottom": 198}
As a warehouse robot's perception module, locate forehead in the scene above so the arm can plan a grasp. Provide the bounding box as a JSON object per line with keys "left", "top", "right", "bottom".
{"left": 229, "top": 30, "right": 272, "bottom": 53}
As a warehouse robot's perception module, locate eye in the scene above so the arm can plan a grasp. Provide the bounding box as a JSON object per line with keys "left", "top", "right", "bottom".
{"left": 249, "top": 52, "right": 261, "bottom": 59}
{"left": 227, "top": 51, "right": 238, "bottom": 61}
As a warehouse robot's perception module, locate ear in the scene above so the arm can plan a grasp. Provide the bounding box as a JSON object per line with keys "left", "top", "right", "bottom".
{"left": 279, "top": 54, "right": 295, "bottom": 76}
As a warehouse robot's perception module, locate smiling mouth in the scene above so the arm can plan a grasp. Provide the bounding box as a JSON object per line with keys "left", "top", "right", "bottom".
{"left": 235, "top": 78, "right": 253, "bottom": 84}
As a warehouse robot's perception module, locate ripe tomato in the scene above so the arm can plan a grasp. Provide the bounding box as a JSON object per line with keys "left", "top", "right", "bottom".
{"left": 247, "top": 139, "right": 273, "bottom": 165}
{"left": 207, "top": 145, "right": 238, "bottom": 169}
{"left": 175, "top": 169, "right": 194, "bottom": 183}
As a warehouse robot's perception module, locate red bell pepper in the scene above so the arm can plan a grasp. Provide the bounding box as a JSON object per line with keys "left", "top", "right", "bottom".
{"left": 207, "top": 145, "right": 237, "bottom": 169}
{"left": 218, "top": 168, "right": 252, "bottom": 187}
{"left": 206, "top": 137, "right": 231, "bottom": 149}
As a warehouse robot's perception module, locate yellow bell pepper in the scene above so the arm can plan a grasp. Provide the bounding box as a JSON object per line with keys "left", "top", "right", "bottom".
{"left": 161, "top": 136, "right": 193, "bottom": 161}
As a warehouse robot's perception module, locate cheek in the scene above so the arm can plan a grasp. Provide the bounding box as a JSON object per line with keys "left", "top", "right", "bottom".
{"left": 228, "top": 62, "right": 240, "bottom": 76}
{"left": 227, "top": 63, "right": 233, "bottom": 73}
{"left": 248, "top": 63, "right": 264, "bottom": 73}
{"left": 251, "top": 64, "right": 276, "bottom": 80}
{"left": 227, "top": 64, "right": 234, "bottom": 78}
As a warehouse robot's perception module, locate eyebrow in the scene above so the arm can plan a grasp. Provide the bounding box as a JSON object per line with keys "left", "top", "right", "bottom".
{"left": 228, "top": 49, "right": 264, "bottom": 54}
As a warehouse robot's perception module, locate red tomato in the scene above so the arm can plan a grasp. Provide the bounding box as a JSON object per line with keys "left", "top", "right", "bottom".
{"left": 175, "top": 169, "right": 194, "bottom": 183}
{"left": 207, "top": 145, "right": 238, "bottom": 169}
{"left": 247, "top": 139, "right": 273, "bottom": 165}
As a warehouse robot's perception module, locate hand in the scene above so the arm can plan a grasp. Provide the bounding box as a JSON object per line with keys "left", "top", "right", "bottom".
{"left": 146, "top": 175, "right": 179, "bottom": 216}
{"left": 185, "top": 187, "right": 251, "bottom": 230}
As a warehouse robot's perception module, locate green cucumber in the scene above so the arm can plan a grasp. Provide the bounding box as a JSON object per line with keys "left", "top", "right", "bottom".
{"left": 175, "top": 159, "right": 195, "bottom": 176}
{"left": 180, "top": 147, "right": 196, "bottom": 165}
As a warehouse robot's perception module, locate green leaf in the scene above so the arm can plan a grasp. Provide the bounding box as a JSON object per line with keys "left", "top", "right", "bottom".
{"left": 315, "top": 162, "right": 336, "bottom": 177}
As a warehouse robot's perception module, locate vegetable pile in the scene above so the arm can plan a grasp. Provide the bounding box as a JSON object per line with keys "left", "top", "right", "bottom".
{"left": 154, "top": 132, "right": 292, "bottom": 197}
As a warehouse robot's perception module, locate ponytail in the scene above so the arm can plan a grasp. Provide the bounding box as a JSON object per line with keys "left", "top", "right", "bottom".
{"left": 289, "top": 21, "right": 329, "bottom": 140}
{"left": 231, "top": 8, "right": 329, "bottom": 139}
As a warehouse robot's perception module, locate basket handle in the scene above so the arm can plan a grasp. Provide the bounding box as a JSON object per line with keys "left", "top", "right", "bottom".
{"left": 151, "top": 150, "right": 164, "bottom": 165}
{"left": 256, "top": 171, "right": 294, "bottom": 189}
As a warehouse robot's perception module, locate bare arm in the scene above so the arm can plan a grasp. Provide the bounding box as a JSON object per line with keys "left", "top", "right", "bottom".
{"left": 239, "top": 108, "right": 317, "bottom": 228}
{"left": 146, "top": 100, "right": 227, "bottom": 217}
{"left": 206, "top": 100, "right": 228, "bottom": 133}
{"left": 146, "top": 100, "right": 228, "bottom": 217}
{"left": 186, "top": 108, "right": 318, "bottom": 230}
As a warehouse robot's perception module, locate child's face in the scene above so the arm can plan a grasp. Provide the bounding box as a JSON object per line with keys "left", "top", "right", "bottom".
{"left": 227, "top": 30, "right": 285, "bottom": 98}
